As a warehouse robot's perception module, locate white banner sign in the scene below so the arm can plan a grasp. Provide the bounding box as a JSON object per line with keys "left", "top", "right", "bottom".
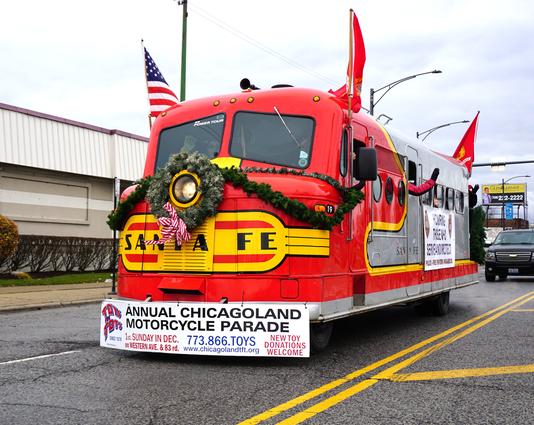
{"left": 100, "top": 300, "right": 310, "bottom": 357}
{"left": 423, "top": 206, "right": 455, "bottom": 270}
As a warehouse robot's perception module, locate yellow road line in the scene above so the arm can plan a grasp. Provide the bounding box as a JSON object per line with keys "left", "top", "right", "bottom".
{"left": 389, "top": 364, "right": 534, "bottom": 382}
{"left": 237, "top": 292, "right": 534, "bottom": 425}
{"left": 276, "top": 294, "right": 534, "bottom": 424}
{"left": 375, "top": 294, "right": 534, "bottom": 380}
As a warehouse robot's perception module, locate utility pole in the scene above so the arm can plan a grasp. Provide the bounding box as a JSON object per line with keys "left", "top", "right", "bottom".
{"left": 178, "top": 0, "right": 188, "bottom": 101}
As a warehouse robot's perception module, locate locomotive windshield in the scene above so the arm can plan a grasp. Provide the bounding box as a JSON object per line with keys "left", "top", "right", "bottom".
{"left": 155, "top": 114, "right": 225, "bottom": 169}
{"left": 230, "top": 112, "right": 314, "bottom": 168}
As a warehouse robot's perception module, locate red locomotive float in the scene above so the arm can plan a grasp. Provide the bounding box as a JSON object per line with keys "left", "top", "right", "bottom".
{"left": 100, "top": 80, "right": 478, "bottom": 357}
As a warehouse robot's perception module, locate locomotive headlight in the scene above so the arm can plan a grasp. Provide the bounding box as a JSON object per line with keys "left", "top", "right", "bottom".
{"left": 169, "top": 171, "right": 201, "bottom": 208}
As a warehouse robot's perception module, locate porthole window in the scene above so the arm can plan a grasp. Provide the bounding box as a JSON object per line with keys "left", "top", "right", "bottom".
{"left": 385, "top": 177, "right": 394, "bottom": 204}
{"left": 398, "top": 181, "right": 406, "bottom": 206}
{"left": 373, "top": 175, "right": 382, "bottom": 202}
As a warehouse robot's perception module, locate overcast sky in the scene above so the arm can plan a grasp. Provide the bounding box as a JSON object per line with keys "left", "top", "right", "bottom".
{"left": 2, "top": 0, "right": 534, "bottom": 222}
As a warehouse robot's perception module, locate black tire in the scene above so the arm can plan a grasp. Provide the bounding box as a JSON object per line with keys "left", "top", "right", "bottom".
{"left": 431, "top": 291, "right": 450, "bottom": 316}
{"left": 498, "top": 274, "right": 508, "bottom": 280}
{"left": 310, "top": 322, "right": 334, "bottom": 353}
{"left": 485, "top": 271, "right": 496, "bottom": 282}
{"left": 414, "top": 302, "right": 433, "bottom": 316}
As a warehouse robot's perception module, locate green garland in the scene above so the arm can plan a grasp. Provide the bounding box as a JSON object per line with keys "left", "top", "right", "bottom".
{"left": 107, "top": 157, "right": 364, "bottom": 231}
{"left": 220, "top": 167, "right": 363, "bottom": 230}
{"left": 106, "top": 176, "right": 152, "bottom": 230}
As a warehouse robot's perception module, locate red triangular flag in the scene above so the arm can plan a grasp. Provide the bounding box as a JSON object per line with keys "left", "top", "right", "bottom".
{"left": 453, "top": 111, "right": 480, "bottom": 174}
{"left": 329, "top": 10, "right": 366, "bottom": 112}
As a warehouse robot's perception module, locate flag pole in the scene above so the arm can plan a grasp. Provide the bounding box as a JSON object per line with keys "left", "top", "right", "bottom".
{"left": 179, "top": 0, "right": 188, "bottom": 101}
{"left": 141, "top": 39, "right": 153, "bottom": 130}
{"left": 347, "top": 9, "right": 355, "bottom": 240}
{"left": 347, "top": 9, "right": 354, "bottom": 122}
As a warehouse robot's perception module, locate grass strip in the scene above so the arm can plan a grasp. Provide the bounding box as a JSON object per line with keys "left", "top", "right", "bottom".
{"left": 0, "top": 272, "right": 110, "bottom": 287}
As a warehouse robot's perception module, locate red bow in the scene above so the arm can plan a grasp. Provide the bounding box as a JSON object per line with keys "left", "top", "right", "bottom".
{"left": 145, "top": 202, "right": 191, "bottom": 246}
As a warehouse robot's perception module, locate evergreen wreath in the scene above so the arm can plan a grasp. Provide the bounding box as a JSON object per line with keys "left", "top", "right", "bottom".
{"left": 107, "top": 155, "right": 365, "bottom": 231}
{"left": 146, "top": 152, "right": 225, "bottom": 230}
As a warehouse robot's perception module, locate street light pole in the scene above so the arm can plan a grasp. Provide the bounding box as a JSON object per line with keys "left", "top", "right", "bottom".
{"left": 369, "top": 70, "right": 442, "bottom": 116}
{"left": 416, "top": 120, "right": 469, "bottom": 141}
{"left": 501, "top": 175, "right": 530, "bottom": 230}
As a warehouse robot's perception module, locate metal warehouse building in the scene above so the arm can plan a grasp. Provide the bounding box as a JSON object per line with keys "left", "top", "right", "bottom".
{"left": 0, "top": 103, "right": 148, "bottom": 239}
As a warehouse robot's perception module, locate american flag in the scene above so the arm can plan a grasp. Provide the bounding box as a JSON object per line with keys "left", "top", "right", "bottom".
{"left": 144, "top": 47, "right": 179, "bottom": 117}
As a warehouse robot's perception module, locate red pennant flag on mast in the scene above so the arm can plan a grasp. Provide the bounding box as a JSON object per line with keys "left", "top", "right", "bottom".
{"left": 329, "top": 9, "right": 366, "bottom": 112}
{"left": 453, "top": 111, "right": 480, "bottom": 175}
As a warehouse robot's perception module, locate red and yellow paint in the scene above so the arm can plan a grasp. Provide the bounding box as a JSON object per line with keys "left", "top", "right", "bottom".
{"left": 120, "top": 211, "right": 329, "bottom": 274}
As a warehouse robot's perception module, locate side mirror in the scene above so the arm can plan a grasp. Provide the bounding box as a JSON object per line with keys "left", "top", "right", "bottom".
{"left": 354, "top": 147, "right": 377, "bottom": 181}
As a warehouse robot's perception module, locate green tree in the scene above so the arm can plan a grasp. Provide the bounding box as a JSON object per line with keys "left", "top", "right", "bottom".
{"left": 470, "top": 206, "right": 486, "bottom": 264}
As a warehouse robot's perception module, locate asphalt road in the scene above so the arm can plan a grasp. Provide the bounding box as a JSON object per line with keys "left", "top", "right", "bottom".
{"left": 1, "top": 271, "right": 532, "bottom": 425}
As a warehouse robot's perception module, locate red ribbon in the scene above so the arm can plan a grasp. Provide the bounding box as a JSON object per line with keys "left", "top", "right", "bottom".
{"left": 145, "top": 202, "right": 191, "bottom": 246}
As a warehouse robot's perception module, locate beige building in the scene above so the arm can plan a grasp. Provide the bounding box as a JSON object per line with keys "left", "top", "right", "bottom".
{"left": 0, "top": 103, "right": 148, "bottom": 238}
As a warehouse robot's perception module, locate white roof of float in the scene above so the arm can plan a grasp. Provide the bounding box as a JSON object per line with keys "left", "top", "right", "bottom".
{"left": 0, "top": 103, "right": 148, "bottom": 181}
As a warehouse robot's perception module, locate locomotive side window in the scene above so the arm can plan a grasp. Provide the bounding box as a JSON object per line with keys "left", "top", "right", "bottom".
{"left": 408, "top": 160, "right": 417, "bottom": 183}
{"left": 340, "top": 130, "right": 348, "bottom": 177}
{"left": 446, "top": 187, "right": 455, "bottom": 210}
{"left": 433, "top": 184, "right": 444, "bottom": 208}
{"left": 385, "top": 177, "right": 394, "bottom": 204}
{"left": 422, "top": 190, "right": 431, "bottom": 205}
{"left": 455, "top": 190, "right": 465, "bottom": 213}
{"left": 230, "top": 112, "right": 314, "bottom": 169}
{"left": 373, "top": 175, "right": 382, "bottom": 202}
{"left": 398, "top": 181, "right": 406, "bottom": 206}
{"left": 156, "top": 113, "right": 225, "bottom": 169}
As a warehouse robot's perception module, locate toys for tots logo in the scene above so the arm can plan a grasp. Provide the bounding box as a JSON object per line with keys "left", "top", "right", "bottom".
{"left": 102, "top": 303, "right": 123, "bottom": 341}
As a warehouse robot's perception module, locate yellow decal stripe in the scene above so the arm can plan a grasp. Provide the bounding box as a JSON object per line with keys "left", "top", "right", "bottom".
{"left": 286, "top": 228, "right": 330, "bottom": 256}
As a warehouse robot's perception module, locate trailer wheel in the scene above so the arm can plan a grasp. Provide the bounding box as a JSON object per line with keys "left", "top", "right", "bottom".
{"left": 431, "top": 291, "right": 450, "bottom": 316}
{"left": 414, "top": 302, "right": 433, "bottom": 316}
{"left": 310, "top": 322, "right": 333, "bottom": 353}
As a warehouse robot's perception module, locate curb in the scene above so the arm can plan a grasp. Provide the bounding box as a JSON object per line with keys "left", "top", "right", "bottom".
{"left": 0, "top": 298, "right": 109, "bottom": 314}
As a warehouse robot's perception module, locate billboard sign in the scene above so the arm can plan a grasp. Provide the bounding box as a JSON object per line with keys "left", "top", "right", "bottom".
{"left": 481, "top": 183, "right": 526, "bottom": 205}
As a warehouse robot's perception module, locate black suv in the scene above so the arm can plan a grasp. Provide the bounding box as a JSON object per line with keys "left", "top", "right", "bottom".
{"left": 485, "top": 229, "right": 534, "bottom": 281}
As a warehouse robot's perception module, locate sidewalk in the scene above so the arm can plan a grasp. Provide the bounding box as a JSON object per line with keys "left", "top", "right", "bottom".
{"left": 0, "top": 282, "right": 114, "bottom": 313}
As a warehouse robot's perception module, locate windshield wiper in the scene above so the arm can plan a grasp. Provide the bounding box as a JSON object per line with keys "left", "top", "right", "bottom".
{"left": 273, "top": 106, "right": 302, "bottom": 149}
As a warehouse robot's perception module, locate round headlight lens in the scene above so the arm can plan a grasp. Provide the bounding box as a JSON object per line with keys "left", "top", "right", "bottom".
{"left": 172, "top": 175, "right": 198, "bottom": 204}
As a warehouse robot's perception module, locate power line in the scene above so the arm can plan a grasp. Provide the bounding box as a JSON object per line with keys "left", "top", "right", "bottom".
{"left": 188, "top": 4, "right": 339, "bottom": 86}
